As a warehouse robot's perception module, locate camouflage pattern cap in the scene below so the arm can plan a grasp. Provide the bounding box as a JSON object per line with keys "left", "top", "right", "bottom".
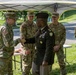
{"left": 52, "top": 12, "right": 59, "bottom": 17}
{"left": 5, "top": 11, "right": 16, "bottom": 19}
{"left": 27, "top": 11, "right": 34, "bottom": 16}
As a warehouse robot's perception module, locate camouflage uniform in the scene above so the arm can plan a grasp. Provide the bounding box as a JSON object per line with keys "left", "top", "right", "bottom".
{"left": 0, "top": 12, "right": 19, "bottom": 75}
{"left": 20, "top": 12, "right": 37, "bottom": 75}
{"left": 49, "top": 22, "right": 66, "bottom": 75}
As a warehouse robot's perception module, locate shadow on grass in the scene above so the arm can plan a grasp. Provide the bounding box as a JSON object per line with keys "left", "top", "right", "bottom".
{"left": 50, "top": 68, "right": 60, "bottom": 75}
{"left": 66, "top": 63, "right": 76, "bottom": 73}
{"left": 51, "top": 63, "right": 76, "bottom": 75}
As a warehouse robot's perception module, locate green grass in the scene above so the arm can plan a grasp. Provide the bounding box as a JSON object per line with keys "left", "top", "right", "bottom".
{"left": 13, "top": 56, "right": 23, "bottom": 75}
{"left": 13, "top": 44, "right": 76, "bottom": 75}
{"left": 51, "top": 44, "right": 76, "bottom": 75}
{"left": 0, "top": 20, "right": 5, "bottom": 25}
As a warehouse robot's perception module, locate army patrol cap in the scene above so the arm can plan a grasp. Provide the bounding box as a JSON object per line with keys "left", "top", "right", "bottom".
{"left": 36, "top": 12, "right": 49, "bottom": 19}
{"left": 27, "top": 11, "right": 34, "bottom": 16}
{"left": 52, "top": 12, "right": 59, "bottom": 17}
{"left": 5, "top": 11, "right": 16, "bottom": 19}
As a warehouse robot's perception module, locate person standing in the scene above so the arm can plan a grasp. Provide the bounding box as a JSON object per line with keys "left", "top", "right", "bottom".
{"left": 20, "top": 11, "right": 37, "bottom": 75}
{"left": 24, "top": 12, "right": 55, "bottom": 75}
{"left": 0, "top": 11, "right": 19, "bottom": 75}
{"left": 49, "top": 12, "right": 66, "bottom": 75}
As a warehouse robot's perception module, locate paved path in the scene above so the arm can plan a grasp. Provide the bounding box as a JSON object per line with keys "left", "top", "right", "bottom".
{"left": 63, "top": 21, "right": 76, "bottom": 44}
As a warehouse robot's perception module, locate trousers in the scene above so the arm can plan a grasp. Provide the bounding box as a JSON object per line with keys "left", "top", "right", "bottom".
{"left": 32, "top": 62, "right": 50, "bottom": 75}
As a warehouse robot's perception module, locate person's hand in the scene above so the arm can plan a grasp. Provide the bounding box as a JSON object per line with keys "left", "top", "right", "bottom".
{"left": 42, "top": 61, "right": 48, "bottom": 66}
{"left": 25, "top": 50, "right": 31, "bottom": 55}
{"left": 15, "top": 48, "right": 23, "bottom": 53}
{"left": 53, "top": 45, "right": 60, "bottom": 52}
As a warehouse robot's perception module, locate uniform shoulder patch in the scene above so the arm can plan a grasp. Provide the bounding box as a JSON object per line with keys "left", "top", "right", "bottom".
{"left": 3, "top": 29, "right": 8, "bottom": 35}
{"left": 2, "top": 26, "right": 8, "bottom": 35}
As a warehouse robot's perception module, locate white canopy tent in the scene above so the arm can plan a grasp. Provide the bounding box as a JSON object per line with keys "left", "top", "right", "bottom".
{"left": 0, "top": 0, "right": 76, "bottom": 14}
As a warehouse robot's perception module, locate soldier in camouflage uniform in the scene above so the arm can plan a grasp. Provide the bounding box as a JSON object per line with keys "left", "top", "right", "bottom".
{"left": 20, "top": 11, "right": 37, "bottom": 75}
{"left": 0, "top": 11, "right": 20, "bottom": 75}
{"left": 49, "top": 12, "right": 66, "bottom": 75}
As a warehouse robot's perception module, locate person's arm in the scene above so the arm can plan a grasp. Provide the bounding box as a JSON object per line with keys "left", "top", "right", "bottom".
{"left": 1, "top": 26, "right": 23, "bottom": 48}
{"left": 42, "top": 31, "right": 55, "bottom": 66}
{"left": 13, "top": 38, "right": 22, "bottom": 46}
{"left": 1, "top": 27, "right": 13, "bottom": 47}
{"left": 24, "top": 37, "right": 35, "bottom": 44}
{"left": 54, "top": 25, "right": 66, "bottom": 52}
{"left": 60, "top": 25, "right": 66, "bottom": 46}
{"left": 20, "top": 22, "right": 27, "bottom": 45}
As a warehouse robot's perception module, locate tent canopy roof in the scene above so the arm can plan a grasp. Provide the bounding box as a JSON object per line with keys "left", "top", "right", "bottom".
{"left": 0, "top": 0, "right": 76, "bottom": 14}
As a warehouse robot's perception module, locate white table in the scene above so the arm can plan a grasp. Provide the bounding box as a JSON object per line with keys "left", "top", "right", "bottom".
{"left": 63, "top": 44, "right": 72, "bottom": 64}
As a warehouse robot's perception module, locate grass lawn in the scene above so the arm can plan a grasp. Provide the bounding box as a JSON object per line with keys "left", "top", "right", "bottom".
{"left": 51, "top": 44, "right": 76, "bottom": 75}
{"left": 12, "top": 44, "right": 76, "bottom": 75}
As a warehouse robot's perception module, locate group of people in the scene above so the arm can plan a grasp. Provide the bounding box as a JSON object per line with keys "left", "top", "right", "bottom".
{"left": 0, "top": 10, "right": 66, "bottom": 75}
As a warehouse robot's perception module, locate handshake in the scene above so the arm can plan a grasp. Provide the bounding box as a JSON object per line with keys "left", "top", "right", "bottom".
{"left": 19, "top": 37, "right": 35, "bottom": 44}
{"left": 15, "top": 47, "right": 31, "bottom": 55}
